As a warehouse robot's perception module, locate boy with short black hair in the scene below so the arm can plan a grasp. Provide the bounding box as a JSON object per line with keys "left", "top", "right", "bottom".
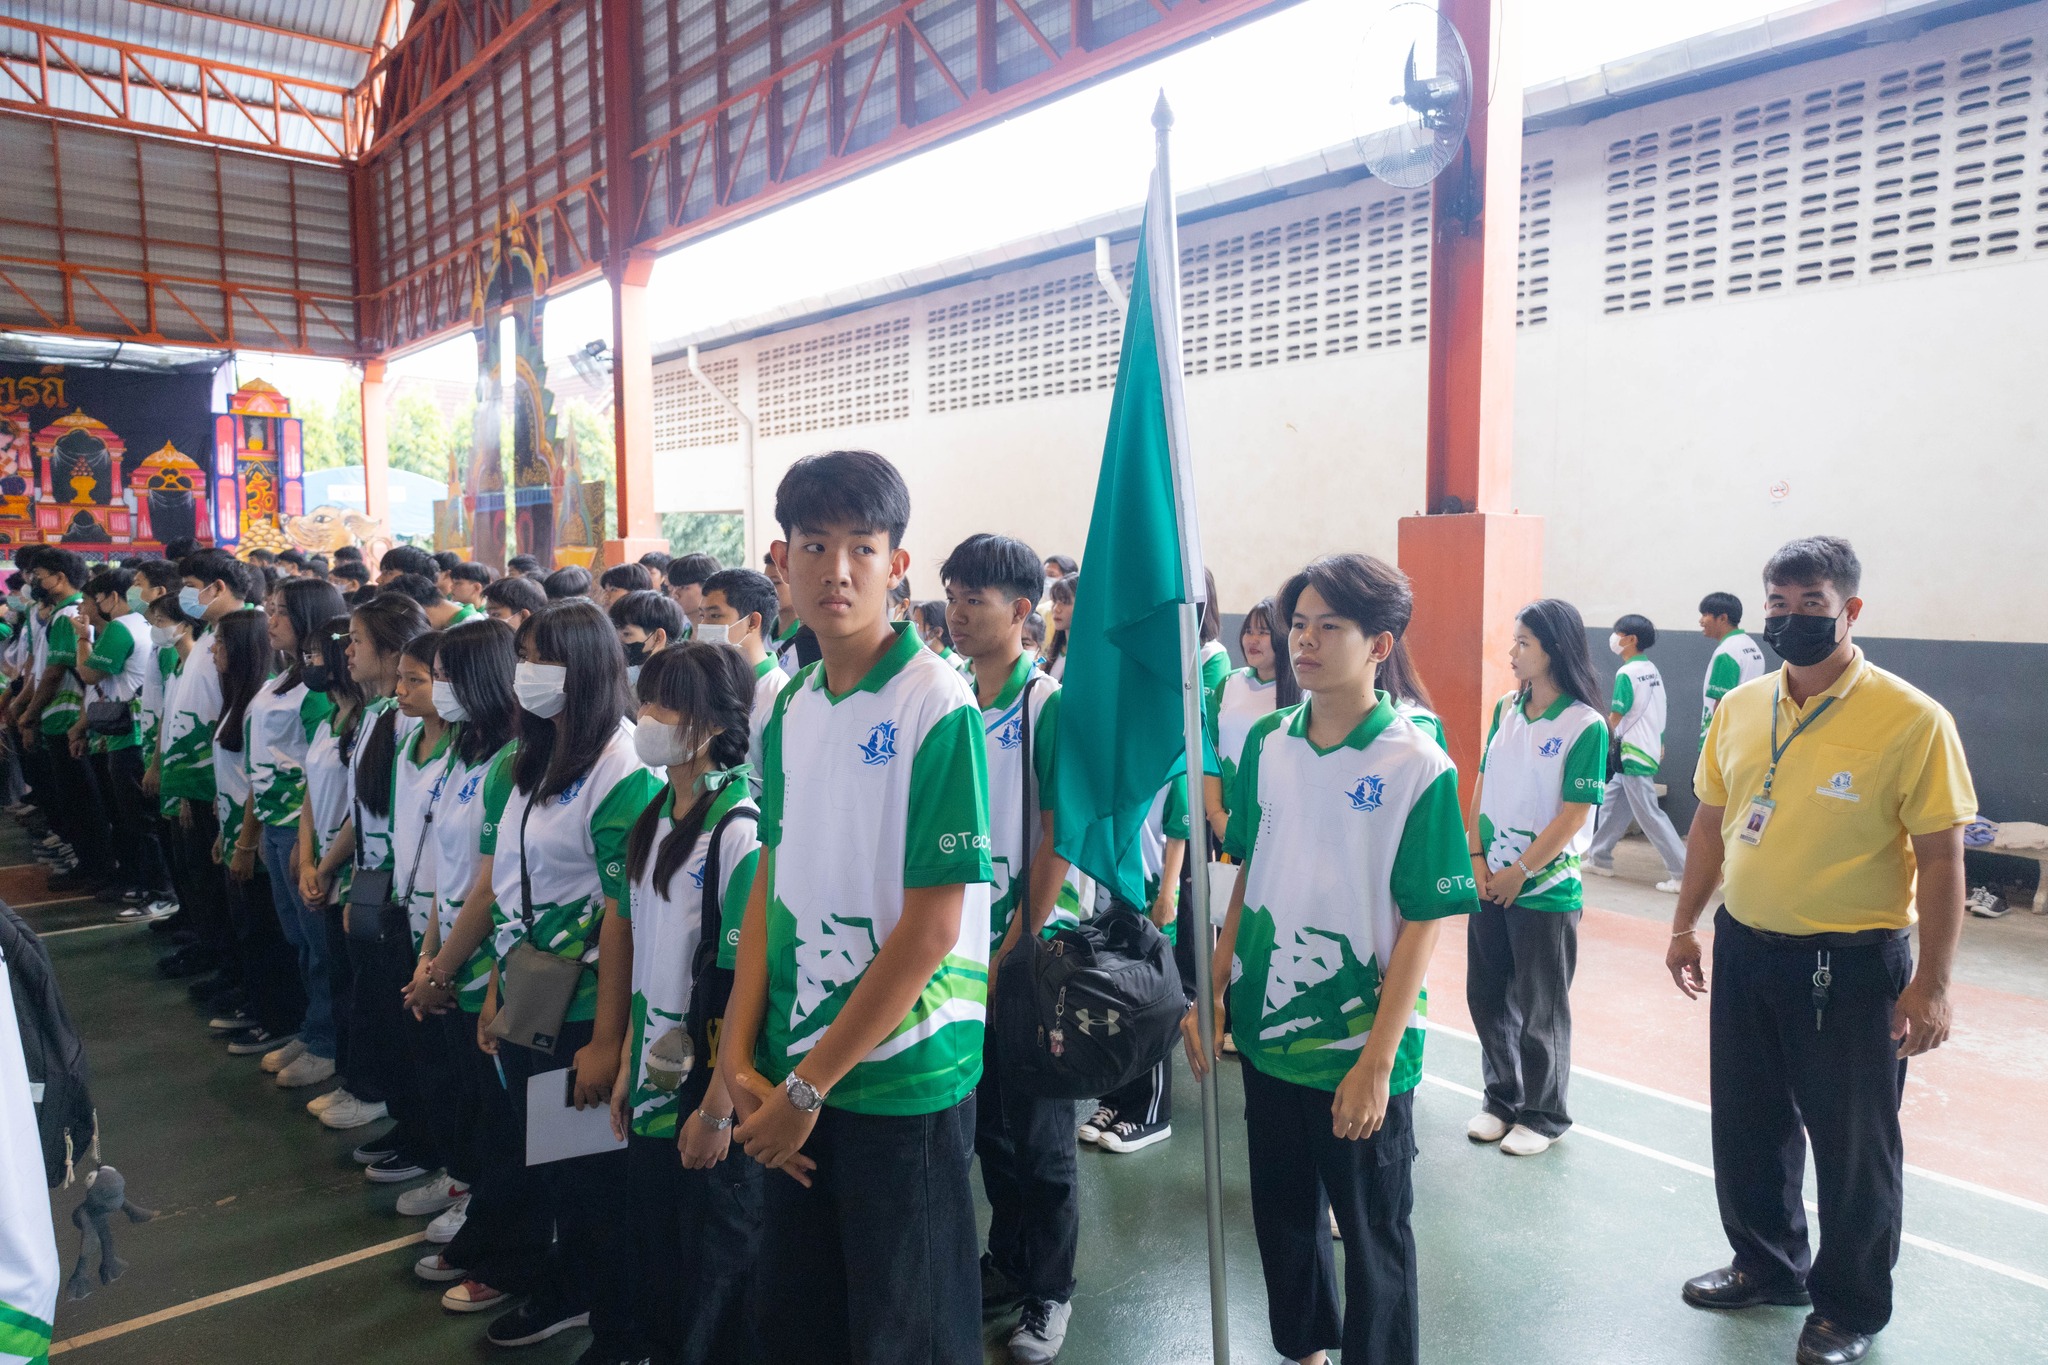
{"left": 1586, "top": 613, "right": 1688, "bottom": 889}
{"left": 379, "top": 572, "right": 472, "bottom": 630}
{"left": 696, "top": 567, "right": 789, "bottom": 778}
{"left": 19, "top": 548, "right": 110, "bottom": 892}
{"left": 482, "top": 573, "right": 545, "bottom": 629}
{"left": 720, "top": 450, "right": 993, "bottom": 1365}
{"left": 544, "top": 564, "right": 592, "bottom": 601}
{"left": 665, "top": 553, "right": 721, "bottom": 624}
{"left": 447, "top": 560, "right": 493, "bottom": 608}
{"left": 942, "top": 531, "right": 1085, "bottom": 1363}
{"left": 607, "top": 589, "right": 685, "bottom": 673}
{"left": 598, "top": 561, "right": 651, "bottom": 608}
{"left": 507, "top": 552, "right": 543, "bottom": 578}
{"left": 376, "top": 543, "right": 438, "bottom": 586}
{"left": 1698, "top": 591, "right": 1766, "bottom": 741}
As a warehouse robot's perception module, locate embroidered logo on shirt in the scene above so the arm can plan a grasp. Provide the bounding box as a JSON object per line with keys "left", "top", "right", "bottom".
{"left": 1347, "top": 775, "right": 1385, "bottom": 813}
{"left": 687, "top": 856, "right": 707, "bottom": 890}
{"left": 456, "top": 772, "right": 483, "bottom": 805}
{"left": 858, "top": 719, "right": 898, "bottom": 767}
{"left": 557, "top": 775, "right": 588, "bottom": 806}
{"left": 1816, "top": 770, "right": 1861, "bottom": 802}
{"left": 995, "top": 713, "right": 1024, "bottom": 750}
{"left": 1539, "top": 737, "right": 1564, "bottom": 757}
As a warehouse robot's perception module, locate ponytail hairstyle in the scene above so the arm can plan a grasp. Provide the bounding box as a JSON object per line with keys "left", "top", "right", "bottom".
{"left": 1044, "top": 574, "right": 1076, "bottom": 669}
{"left": 515, "top": 599, "right": 633, "bottom": 801}
{"left": 626, "top": 642, "right": 755, "bottom": 899}
{"left": 1378, "top": 637, "right": 1436, "bottom": 713}
{"left": 1515, "top": 598, "right": 1603, "bottom": 714}
{"left": 350, "top": 593, "right": 428, "bottom": 818}
{"left": 1239, "top": 597, "right": 1301, "bottom": 709}
{"left": 438, "top": 619, "right": 519, "bottom": 766}
{"left": 1199, "top": 567, "right": 1221, "bottom": 645}
{"left": 311, "top": 614, "right": 368, "bottom": 753}
{"left": 274, "top": 576, "right": 347, "bottom": 691}
{"left": 212, "top": 609, "right": 272, "bottom": 753}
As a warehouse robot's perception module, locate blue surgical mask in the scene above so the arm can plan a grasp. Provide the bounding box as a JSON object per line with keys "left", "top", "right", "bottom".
{"left": 126, "top": 586, "right": 146, "bottom": 614}
{"left": 178, "top": 586, "right": 204, "bottom": 618}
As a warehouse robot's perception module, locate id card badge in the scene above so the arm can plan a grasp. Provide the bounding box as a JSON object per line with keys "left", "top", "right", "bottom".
{"left": 1738, "top": 796, "right": 1776, "bottom": 846}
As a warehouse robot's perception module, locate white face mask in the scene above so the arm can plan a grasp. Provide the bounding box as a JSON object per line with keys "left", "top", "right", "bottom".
{"left": 632, "top": 716, "right": 700, "bottom": 770}
{"left": 625, "top": 664, "right": 642, "bottom": 687}
{"left": 693, "top": 622, "right": 733, "bottom": 646}
{"left": 1607, "top": 632, "right": 1625, "bottom": 657}
{"left": 432, "top": 680, "right": 468, "bottom": 723}
{"left": 149, "top": 624, "right": 176, "bottom": 649}
{"left": 514, "top": 661, "right": 568, "bottom": 718}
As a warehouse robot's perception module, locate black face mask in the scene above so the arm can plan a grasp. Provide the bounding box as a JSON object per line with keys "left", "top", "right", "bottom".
{"left": 1762, "top": 612, "right": 1842, "bottom": 668}
{"left": 302, "top": 663, "right": 333, "bottom": 693}
{"left": 622, "top": 641, "right": 649, "bottom": 667}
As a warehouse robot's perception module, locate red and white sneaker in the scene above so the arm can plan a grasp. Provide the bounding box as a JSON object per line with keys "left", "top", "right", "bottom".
{"left": 396, "top": 1176, "right": 468, "bottom": 1218}
{"left": 440, "top": 1279, "right": 507, "bottom": 1313}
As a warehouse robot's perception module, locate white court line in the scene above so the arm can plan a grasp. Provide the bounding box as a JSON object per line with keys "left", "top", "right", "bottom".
{"left": 1426, "top": 1019, "right": 2048, "bottom": 1219}
{"left": 39, "top": 920, "right": 135, "bottom": 937}
{"left": 48, "top": 1231, "right": 426, "bottom": 1354}
{"left": 1419, "top": 1073, "right": 2048, "bottom": 1294}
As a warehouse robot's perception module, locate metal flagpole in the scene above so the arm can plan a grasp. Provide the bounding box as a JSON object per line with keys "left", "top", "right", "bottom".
{"left": 1151, "top": 90, "right": 1230, "bottom": 1365}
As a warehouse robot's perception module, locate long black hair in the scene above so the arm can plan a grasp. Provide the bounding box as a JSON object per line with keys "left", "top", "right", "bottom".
{"left": 1240, "top": 597, "right": 1300, "bottom": 708}
{"left": 515, "top": 599, "right": 632, "bottom": 801}
{"left": 311, "top": 615, "right": 367, "bottom": 751}
{"left": 911, "top": 600, "right": 951, "bottom": 650}
{"left": 1200, "top": 567, "right": 1221, "bottom": 645}
{"left": 351, "top": 593, "right": 429, "bottom": 819}
{"left": 438, "top": 618, "right": 518, "bottom": 767}
{"left": 213, "top": 609, "right": 272, "bottom": 754}
{"left": 1378, "top": 637, "right": 1436, "bottom": 713}
{"left": 273, "top": 576, "right": 346, "bottom": 691}
{"left": 1044, "top": 574, "right": 1076, "bottom": 669}
{"left": 1516, "top": 598, "right": 1603, "bottom": 714}
{"left": 626, "top": 642, "right": 755, "bottom": 899}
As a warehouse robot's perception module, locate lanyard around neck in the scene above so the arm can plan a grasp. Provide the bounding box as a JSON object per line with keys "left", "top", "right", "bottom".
{"left": 1763, "top": 688, "right": 1836, "bottom": 801}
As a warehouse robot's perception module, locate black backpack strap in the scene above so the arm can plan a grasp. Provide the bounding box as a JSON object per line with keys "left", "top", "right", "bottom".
{"left": 516, "top": 795, "right": 539, "bottom": 928}
{"left": 696, "top": 804, "right": 759, "bottom": 978}
{"left": 1016, "top": 675, "right": 1041, "bottom": 934}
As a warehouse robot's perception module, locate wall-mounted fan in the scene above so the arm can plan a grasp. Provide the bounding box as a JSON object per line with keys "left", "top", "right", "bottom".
{"left": 1359, "top": 1, "right": 1473, "bottom": 191}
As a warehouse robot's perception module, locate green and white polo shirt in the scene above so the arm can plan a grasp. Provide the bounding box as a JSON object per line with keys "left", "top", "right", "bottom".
{"left": 345, "top": 700, "right": 415, "bottom": 872}
{"left": 1223, "top": 694, "right": 1478, "bottom": 1095}
{"left": 772, "top": 618, "right": 805, "bottom": 678}
{"left": 158, "top": 626, "right": 222, "bottom": 804}
{"left": 746, "top": 655, "right": 791, "bottom": 783}
{"left": 1610, "top": 657, "right": 1668, "bottom": 777}
{"left": 1395, "top": 699, "right": 1448, "bottom": 753}
{"left": 0, "top": 939, "right": 59, "bottom": 1365}
{"left": 82, "top": 612, "right": 150, "bottom": 753}
{"left": 392, "top": 725, "right": 454, "bottom": 947}
{"left": 1477, "top": 691, "right": 1608, "bottom": 912}
{"left": 245, "top": 677, "right": 333, "bottom": 828}
{"left": 756, "top": 622, "right": 994, "bottom": 1116}
{"left": 213, "top": 705, "right": 254, "bottom": 859}
{"left": 976, "top": 654, "right": 1084, "bottom": 951}
{"left": 1208, "top": 667, "right": 1278, "bottom": 801}
{"left": 37, "top": 595, "right": 84, "bottom": 738}
{"left": 431, "top": 739, "right": 509, "bottom": 1011}
{"left": 138, "top": 641, "right": 175, "bottom": 755}
{"left": 479, "top": 722, "right": 662, "bottom": 1025}
{"left": 621, "top": 777, "right": 761, "bottom": 1138}
{"left": 1701, "top": 629, "right": 1767, "bottom": 740}
{"left": 304, "top": 707, "right": 356, "bottom": 866}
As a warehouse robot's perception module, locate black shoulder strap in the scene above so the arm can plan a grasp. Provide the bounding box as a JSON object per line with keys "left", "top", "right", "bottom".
{"left": 698, "top": 804, "right": 759, "bottom": 971}
{"left": 1017, "top": 675, "right": 1041, "bottom": 929}
{"left": 516, "top": 794, "right": 538, "bottom": 927}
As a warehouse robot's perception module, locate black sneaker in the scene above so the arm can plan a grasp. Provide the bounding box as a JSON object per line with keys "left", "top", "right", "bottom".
{"left": 207, "top": 1009, "right": 256, "bottom": 1034}
{"left": 226, "top": 1027, "right": 289, "bottom": 1055}
{"left": 1096, "top": 1119, "right": 1171, "bottom": 1154}
{"left": 365, "top": 1151, "right": 430, "bottom": 1184}
{"left": 485, "top": 1302, "right": 590, "bottom": 1347}
{"left": 352, "top": 1135, "right": 402, "bottom": 1165}
{"left": 981, "top": 1252, "right": 1026, "bottom": 1319}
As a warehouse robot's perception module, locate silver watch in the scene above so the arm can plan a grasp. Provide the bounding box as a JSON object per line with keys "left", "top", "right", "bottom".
{"left": 783, "top": 1072, "right": 824, "bottom": 1113}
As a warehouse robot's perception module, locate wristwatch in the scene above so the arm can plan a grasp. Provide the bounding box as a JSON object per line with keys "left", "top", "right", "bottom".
{"left": 694, "top": 1108, "right": 734, "bottom": 1131}
{"left": 783, "top": 1072, "right": 824, "bottom": 1113}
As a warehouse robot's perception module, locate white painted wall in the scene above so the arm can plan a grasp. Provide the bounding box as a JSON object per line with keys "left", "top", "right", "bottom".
{"left": 650, "top": 4, "right": 2048, "bottom": 644}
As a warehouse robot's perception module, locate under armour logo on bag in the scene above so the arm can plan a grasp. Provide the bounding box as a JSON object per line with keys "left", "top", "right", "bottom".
{"left": 1072, "top": 1008, "right": 1121, "bottom": 1036}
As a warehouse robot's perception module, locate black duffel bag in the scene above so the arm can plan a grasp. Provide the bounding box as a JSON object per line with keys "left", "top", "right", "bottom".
{"left": 993, "top": 909, "right": 1185, "bottom": 1100}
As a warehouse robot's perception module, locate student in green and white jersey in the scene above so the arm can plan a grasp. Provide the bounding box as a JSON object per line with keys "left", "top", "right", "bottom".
{"left": 911, "top": 599, "right": 970, "bottom": 677}
{"left": 1584, "top": 614, "right": 1689, "bottom": 887}
{"left": 211, "top": 608, "right": 302, "bottom": 1054}
{"left": 306, "top": 593, "right": 430, "bottom": 1140}
{"left": 75, "top": 569, "right": 174, "bottom": 912}
{"left": 1187, "top": 554, "right": 1477, "bottom": 1365}
{"left": 719, "top": 452, "right": 993, "bottom": 1365}
{"left": 417, "top": 600, "right": 659, "bottom": 1354}
{"left": 695, "top": 568, "right": 791, "bottom": 786}
{"left": 943, "top": 533, "right": 1087, "bottom": 1355}
{"left": 1381, "top": 637, "right": 1450, "bottom": 753}
{"left": 1467, "top": 599, "right": 1608, "bottom": 1158}
{"left": 601, "top": 644, "right": 765, "bottom": 1365}
{"left": 21, "top": 548, "right": 110, "bottom": 891}
{"left": 1042, "top": 574, "right": 1075, "bottom": 681}
{"left": 1201, "top": 597, "right": 1298, "bottom": 844}
{"left": 1197, "top": 566, "right": 1231, "bottom": 695}
{"left": 610, "top": 588, "right": 685, "bottom": 688}
{"left": 1696, "top": 590, "right": 1767, "bottom": 740}
{"left": 0, "top": 939, "right": 60, "bottom": 1365}
{"left": 128, "top": 559, "right": 184, "bottom": 760}
{"left": 445, "top": 561, "right": 493, "bottom": 619}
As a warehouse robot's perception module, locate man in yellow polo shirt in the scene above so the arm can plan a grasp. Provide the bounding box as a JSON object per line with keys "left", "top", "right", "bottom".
{"left": 1665, "top": 536, "right": 1973, "bottom": 1365}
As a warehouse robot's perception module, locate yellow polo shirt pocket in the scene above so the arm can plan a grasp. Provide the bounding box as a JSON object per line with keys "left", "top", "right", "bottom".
{"left": 1805, "top": 743, "right": 1882, "bottom": 812}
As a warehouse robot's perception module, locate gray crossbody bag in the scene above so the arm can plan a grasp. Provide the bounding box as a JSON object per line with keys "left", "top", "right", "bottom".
{"left": 487, "top": 794, "right": 590, "bottom": 1054}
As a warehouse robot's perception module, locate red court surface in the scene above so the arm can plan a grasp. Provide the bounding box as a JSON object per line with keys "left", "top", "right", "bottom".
{"left": 1426, "top": 899, "right": 2048, "bottom": 1207}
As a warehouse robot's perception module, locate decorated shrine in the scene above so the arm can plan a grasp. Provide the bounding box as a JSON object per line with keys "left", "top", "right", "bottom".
{"left": 211, "top": 378, "right": 304, "bottom": 558}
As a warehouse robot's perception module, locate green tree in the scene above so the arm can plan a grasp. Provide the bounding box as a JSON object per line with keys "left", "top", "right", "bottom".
{"left": 386, "top": 392, "right": 458, "bottom": 480}
{"left": 300, "top": 388, "right": 360, "bottom": 472}
{"left": 661, "top": 512, "right": 744, "bottom": 566}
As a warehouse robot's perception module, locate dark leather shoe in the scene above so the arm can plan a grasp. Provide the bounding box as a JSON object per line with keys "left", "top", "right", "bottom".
{"left": 1681, "top": 1265, "right": 1812, "bottom": 1310}
{"left": 1796, "top": 1315, "right": 1872, "bottom": 1365}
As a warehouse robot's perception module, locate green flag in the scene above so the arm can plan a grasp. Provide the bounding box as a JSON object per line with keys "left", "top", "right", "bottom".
{"left": 1051, "top": 201, "right": 1199, "bottom": 909}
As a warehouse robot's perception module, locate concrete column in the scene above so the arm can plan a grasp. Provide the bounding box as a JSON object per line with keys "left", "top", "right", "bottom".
{"left": 360, "top": 358, "right": 390, "bottom": 532}
{"left": 603, "top": 252, "right": 666, "bottom": 564}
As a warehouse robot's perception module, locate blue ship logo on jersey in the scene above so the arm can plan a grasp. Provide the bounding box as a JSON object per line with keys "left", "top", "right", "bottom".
{"left": 557, "top": 775, "right": 588, "bottom": 806}
{"left": 859, "top": 720, "right": 899, "bottom": 767}
{"left": 1829, "top": 770, "right": 1854, "bottom": 793}
{"left": 995, "top": 714, "right": 1024, "bottom": 750}
{"left": 1540, "top": 737, "right": 1564, "bottom": 757}
{"left": 686, "top": 857, "right": 706, "bottom": 890}
{"left": 1348, "top": 775, "right": 1385, "bottom": 813}
{"left": 457, "top": 773, "right": 484, "bottom": 805}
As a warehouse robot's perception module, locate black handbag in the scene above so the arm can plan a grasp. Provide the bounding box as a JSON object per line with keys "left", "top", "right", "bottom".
{"left": 993, "top": 909, "right": 1184, "bottom": 1100}
{"left": 343, "top": 718, "right": 423, "bottom": 945}
{"left": 84, "top": 700, "right": 132, "bottom": 737}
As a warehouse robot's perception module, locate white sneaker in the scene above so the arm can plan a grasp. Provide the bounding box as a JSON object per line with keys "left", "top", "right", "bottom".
{"left": 318, "top": 1093, "right": 389, "bottom": 1130}
{"left": 396, "top": 1176, "right": 469, "bottom": 1218}
{"left": 1466, "top": 1111, "right": 1510, "bottom": 1143}
{"left": 261, "top": 1038, "right": 308, "bottom": 1074}
{"left": 1009, "top": 1298, "right": 1072, "bottom": 1365}
{"left": 306, "top": 1086, "right": 349, "bottom": 1116}
{"left": 1585, "top": 862, "right": 1616, "bottom": 877}
{"left": 276, "top": 1052, "right": 336, "bottom": 1088}
{"left": 1656, "top": 878, "right": 1683, "bottom": 893}
{"left": 413, "top": 1251, "right": 468, "bottom": 1283}
{"left": 1500, "top": 1124, "right": 1554, "bottom": 1157}
{"left": 424, "top": 1192, "right": 470, "bottom": 1244}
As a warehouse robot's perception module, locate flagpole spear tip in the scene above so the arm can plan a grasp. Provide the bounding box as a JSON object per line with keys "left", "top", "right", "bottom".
{"left": 1152, "top": 90, "right": 1174, "bottom": 131}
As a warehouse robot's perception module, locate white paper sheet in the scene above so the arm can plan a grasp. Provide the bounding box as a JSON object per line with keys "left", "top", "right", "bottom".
{"left": 525, "top": 1066, "right": 628, "bottom": 1166}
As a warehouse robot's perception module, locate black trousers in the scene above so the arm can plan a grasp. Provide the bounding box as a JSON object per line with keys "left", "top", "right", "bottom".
{"left": 344, "top": 930, "right": 422, "bottom": 1128}
{"left": 1709, "top": 907, "right": 1911, "bottom": 1335}
{"left": 102, "top": 747, "right": 173, "bottom": 897}
{"left": 168, "top": 803, "right": 234, "bottom": 975}
{"left": 755, "top": 1097, "right": 981, "bottom": 1365}
{"left": 1101, "top": 899, "right": 1173, "bottom": 1129}
{"left": 45, "top": 741, "right": 110, "bottom": 875}
{"left": 1241, "top": 1062, "right": 1419, "bottom": 1365}
{"left": 411, "top": 1006, "right": 485, "bottom": 1186}
{"left": 444, "top": 1018, "right": 548, "bottom": 1278}
{"left": 628, "top": 1132, "right": 763, "bottom": 1365}
{"left": 468, "top": 1018, "right": 638, "bottom": 1352}
{"left": 1465, "top": 901, "right": 1579, "bottom": 1137}
{"left": 975, "top": 1052, "right": 1079, "bottom": 1304}
{"left": 227, "top": 857, "right": 304, "bottom": 1036}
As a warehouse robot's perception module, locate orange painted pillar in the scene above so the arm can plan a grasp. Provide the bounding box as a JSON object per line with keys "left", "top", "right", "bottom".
{"left": 603, "top": 251, "right": 666, "bottom": 564}
{"left": 1398, "top": 0, "right": 1540, "bottom": 805}
{"left": 360, "top": 358, "right": 391, "bottom": 533}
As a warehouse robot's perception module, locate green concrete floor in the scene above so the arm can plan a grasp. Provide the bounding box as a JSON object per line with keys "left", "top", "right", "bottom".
{"left": 26, "top": 870, "right": 2048, "bottom": 1363}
